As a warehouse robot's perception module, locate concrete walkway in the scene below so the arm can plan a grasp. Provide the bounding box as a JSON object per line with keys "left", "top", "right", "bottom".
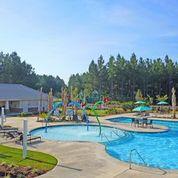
{"left": 2, "top": 115, "right": 178, "bottom": 178}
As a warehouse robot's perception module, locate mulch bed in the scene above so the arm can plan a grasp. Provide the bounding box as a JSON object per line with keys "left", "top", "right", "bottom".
{"left": 0, "top": 163, "right": 46, "bottom": 178}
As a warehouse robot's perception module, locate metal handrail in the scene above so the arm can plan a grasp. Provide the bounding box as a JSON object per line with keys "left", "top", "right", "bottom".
{"left": 111, "top": 129, "right": 130, "bottom": 139}
{"left": 112, "top": 130, "right": 126, "bottom": 137}
{"left": 129, "top": 149, "right": 166, "bottom": 174}
{"left": 101, "top": 133, "right": 111, "bottom": 144}
{"left": 129, "top": 149, "right": 146, "bottom": 169}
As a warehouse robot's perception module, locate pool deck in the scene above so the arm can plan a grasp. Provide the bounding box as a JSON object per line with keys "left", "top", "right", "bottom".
{"left": 97, "top": 115, "right": 169, "bottom": 133}
{"left": 1, "top": 114, "right": 178, "bottom": 178}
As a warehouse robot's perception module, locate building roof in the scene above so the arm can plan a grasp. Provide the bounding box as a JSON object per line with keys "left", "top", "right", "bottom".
{"left": 0, "top": 83, "right": 48, "bottom": 101}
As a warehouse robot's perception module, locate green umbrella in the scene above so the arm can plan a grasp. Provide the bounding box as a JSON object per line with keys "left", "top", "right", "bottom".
{"left": 135, "top": 101, "right": 146, "bottom": 104}
{"left": 133, "top": 106, "right": 152, "bottom": 112}
{"left": 157, "top": 101, "right": 169, "bottom": 105}
{"left": 68, "top": 101, "right": 81, "bottom": 108}
{"left": 53, "top": 102, "right": 63, "bottom": 109}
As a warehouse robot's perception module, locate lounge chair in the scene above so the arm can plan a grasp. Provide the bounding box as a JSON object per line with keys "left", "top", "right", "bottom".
{"left": 0, "top": 128, "right": 19, "bottom": 136}
{"left": 5, "top": 130, "right": 22, "bottom": 139}
{"left": 0, "top": 125, "right": 18, "bottom": 131}
{"left": 16, "top": 134, "right": 41, "bottom": 144}
{"left": 27, "top": 136, "right": 41, "bottom": 143}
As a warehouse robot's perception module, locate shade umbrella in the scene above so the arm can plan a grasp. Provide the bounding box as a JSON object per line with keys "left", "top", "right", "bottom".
{"left": 172, "top": 87, "right": 176, "bottom": 119}
{"left": 48, "top": 88, "right": 53, "bottom": 111}
{"left": 68, "top": 101, "right": 81, "bottom": 108}
{"left": 53, "top": 102, "right": 63, "bottom": 109}
{"left": 157, "top": 101, "right": 169, "bottom": 113}
{"left": 157, "top": 101, "right": 169, "bottom": 105}
{"left": 133, "top": 106, "right": 152, "bottom": 112}
{"left": 135, "top": 101, "right": 146, "bottom": 105}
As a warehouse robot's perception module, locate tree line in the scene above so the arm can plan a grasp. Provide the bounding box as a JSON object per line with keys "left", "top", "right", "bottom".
{"left": 0, "top": 51, "right": 65, "bottom": 96}
{"left": 68, "top": 53, "right": 178, "bottom": 102}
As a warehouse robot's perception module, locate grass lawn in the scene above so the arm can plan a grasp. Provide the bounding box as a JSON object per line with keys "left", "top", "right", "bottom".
{"left": 0, "top": 144, "right": 58, "bottom": 171}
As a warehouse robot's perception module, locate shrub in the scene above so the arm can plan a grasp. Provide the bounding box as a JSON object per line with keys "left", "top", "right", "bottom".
{"left": 121, "top": 102, "right": 134, "bottom": 111}
{"left": 106, "top": 108, "right": 117, "bottom": 115}
{"left": 107, "top": 100, "right": 120, "bottom": 105}
{"left": 19, "top": 112, "right": 31, "bottom": 117}
{"left": 39, "top": 113, "right": 48, "bottom": 119}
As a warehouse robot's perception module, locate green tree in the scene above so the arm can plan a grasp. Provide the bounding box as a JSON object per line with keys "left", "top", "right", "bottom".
{"left": 107, "top": 56, "right": 116, "bottom": 99}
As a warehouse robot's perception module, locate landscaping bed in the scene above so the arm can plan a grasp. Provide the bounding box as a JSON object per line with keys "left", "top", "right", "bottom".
{"left": 0, "top": 145, "right": 58, "bottom": 177}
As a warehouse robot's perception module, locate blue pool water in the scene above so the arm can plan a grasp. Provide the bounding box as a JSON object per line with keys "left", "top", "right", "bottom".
{"left": 107, "top": 117, "right": 178, "bottom": 170}
{"left": 31, "top": 119, "right": 178, "bottom": 170}
{"left": 31, "top": 125, "right": 126, "bottom": 143}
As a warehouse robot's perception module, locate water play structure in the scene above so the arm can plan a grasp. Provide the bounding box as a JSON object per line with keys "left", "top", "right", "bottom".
{"left": 43, "top": 87, "right": 107, "bottom": 136}
{"left": 88, "top": 100, "right": 104, "bottom": 136}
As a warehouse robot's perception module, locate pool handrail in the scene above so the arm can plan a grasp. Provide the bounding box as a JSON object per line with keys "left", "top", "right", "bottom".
{"left": 101, "top": 133, "right": 111, "bottom": 144}
{"left": 129, "top": 149, "right": 167, "bottom": 175}
{"left": 112, "top": 129, "right": 126, "bottom": 137}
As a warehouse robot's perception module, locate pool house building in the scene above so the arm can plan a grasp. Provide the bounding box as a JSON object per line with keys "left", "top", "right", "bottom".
{"left": 0, "top": 83, "right": 48, "bottom": 114}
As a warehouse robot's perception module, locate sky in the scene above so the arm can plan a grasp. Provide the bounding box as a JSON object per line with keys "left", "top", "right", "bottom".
{"left": 0, "top": 0, "right": 178, "bottom": 84}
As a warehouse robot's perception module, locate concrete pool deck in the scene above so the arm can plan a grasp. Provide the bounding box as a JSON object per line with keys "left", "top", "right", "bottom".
{"left": 1, "top": 114, "right": 178, "bottom": 178}
{"left": 97, "top": 115, "right": 169, "bottom": 133}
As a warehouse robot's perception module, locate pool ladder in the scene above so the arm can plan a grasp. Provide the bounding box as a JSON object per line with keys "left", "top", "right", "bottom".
{"left": 129, "top": 149, "right": 166, "bottom": 175}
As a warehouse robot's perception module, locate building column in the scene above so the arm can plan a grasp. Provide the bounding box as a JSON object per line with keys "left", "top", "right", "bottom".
{"left": 5, "top": 101, "right": 10, "bottom": 113}
{"left": 38, "top": 101, "right": 41, "bottom": 112}
{"left": 22, "top": 101, "right": 28, "bottom": 113}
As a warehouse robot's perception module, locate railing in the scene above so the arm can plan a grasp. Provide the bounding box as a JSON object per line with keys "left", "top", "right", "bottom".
{"left": 111, "top": 130, "right": 125, "bottom": 137}
{"left": 101, "top": 133, "right": 111, "bottom": 144}
{"left": 111, "top": 129, "right": 132, "bottom": 140}
{"left": 129, "top": 149, "right": 166, "bottom": 175}
{"left": 102, "top": 129, "right": 130, "bottom": 145}
{"left": 129, "top": 149, "right": 147, "bottom": 169}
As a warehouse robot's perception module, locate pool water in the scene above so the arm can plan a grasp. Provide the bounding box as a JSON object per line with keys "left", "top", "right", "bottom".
{"left": 107, "top": 117, "right": 178, "bottom": 170}
{"left": 31, "top": 119, "right": 178, "bottom": 170}
{"left": 31, "top": 125, "right": 126, "bottom": 143}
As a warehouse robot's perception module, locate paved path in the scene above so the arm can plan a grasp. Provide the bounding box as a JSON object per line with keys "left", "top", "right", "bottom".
{"left": 2, "top": 115, "right": 178, "bottom": 178}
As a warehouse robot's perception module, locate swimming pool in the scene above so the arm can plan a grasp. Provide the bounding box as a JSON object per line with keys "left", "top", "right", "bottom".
{"left": 30, "top": 125, "right": 128, "bottom": 143}
{"left": 107, "top": 117, "right": 178, "bottom": 170}
{"left": 31, "top": 119, "right": 178, "bottom": 170}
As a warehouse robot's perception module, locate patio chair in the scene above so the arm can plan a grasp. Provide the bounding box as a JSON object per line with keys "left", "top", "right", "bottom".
{"left": 147, "top": 120, "right": 153, "bottom": 128}
{"left": 134, "top": 119, "right": 139, "bottom": 127}
{"left": 131, "top": 118, "right": 135, "bottom": 126}
{"left": 141, "top": 118, "right": 148, "bottom": 127}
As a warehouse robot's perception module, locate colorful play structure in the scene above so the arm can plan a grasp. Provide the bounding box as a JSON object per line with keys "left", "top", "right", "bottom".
{"left": 43, "top": 87, "right": 109, "bottom": 136}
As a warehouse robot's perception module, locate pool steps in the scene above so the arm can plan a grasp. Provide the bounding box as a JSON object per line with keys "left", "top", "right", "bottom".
{"left": 100, "top": 129, "right": 134, "bottom": 145}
